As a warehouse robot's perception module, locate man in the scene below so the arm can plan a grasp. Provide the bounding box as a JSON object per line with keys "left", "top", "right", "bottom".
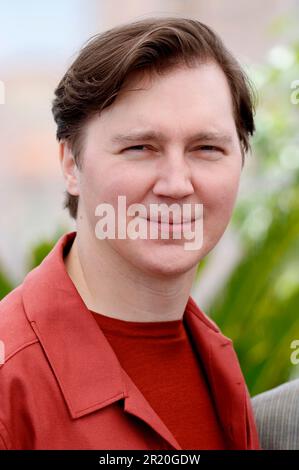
{"left": 252, "top": 379, "right": 299, "bottom": 449}
{"left": 0, "top": 17, "right": 259, "bottom": 450}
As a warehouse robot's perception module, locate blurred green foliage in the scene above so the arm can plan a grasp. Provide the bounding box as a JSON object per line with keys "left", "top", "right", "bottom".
{"left": 0, "top": 268, "right": 13, "bottom": 300}
{"left": 208, "top": 36, "right": 299, "bottom": 395}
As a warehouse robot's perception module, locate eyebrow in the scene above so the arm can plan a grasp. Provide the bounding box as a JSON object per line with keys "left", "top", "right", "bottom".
{"left": 110, "top": 130, "right": 233, "bottom": 146}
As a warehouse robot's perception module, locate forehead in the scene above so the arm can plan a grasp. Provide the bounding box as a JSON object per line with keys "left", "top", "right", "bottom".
{"left": 87, "top": 61, "right": 236, "bottom": 140}
{"left": 118, "top": 61, "right": 232, "bottom": 109}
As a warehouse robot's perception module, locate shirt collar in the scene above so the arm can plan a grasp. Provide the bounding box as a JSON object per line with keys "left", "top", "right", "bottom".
{"left": 22, "top": 231, "right": 252, "bottom": 449}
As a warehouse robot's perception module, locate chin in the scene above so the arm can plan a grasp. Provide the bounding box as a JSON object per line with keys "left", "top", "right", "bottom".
{"left": 129, "top": 243, "right": 203, "bottom": 277}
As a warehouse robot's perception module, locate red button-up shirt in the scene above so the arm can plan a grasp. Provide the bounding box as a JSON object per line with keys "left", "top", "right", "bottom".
{"left": 0, "top": 232, "right": 259, "bottom": 450}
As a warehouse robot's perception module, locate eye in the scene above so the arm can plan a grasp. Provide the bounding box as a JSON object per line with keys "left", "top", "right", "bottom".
{"left": 197, "top": 145, "right": 221, "bottom": 152}
{"left": 192, "top": 145, "right": 224, "bottom": 159}
{"left": 123, "top": 145, "right": 147, "bottom": 152}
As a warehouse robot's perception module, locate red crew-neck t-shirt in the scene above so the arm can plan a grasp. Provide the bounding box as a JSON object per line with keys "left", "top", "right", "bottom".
{"left": 90, "top": 310, "right": 227, "bottom": 450}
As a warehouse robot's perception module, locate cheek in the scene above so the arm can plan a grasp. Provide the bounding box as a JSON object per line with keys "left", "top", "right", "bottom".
{"left": 81, "top": 163, "right": 148, "bottom": 213}
{"left": 197, "top": 166, "right": 241, "bottom": 221}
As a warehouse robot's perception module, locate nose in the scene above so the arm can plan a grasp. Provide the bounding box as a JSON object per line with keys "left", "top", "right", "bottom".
{"left": 152, "top": 151, "right": 194, "bottom": 200}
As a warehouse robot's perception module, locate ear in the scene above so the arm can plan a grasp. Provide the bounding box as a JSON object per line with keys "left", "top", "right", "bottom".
{"left": 59, "top": 141, "right": 80, "bottom": 196}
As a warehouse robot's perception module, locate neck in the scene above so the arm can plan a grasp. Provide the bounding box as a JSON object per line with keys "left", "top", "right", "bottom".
{"left": 64, "top": 230, "right": 197, "bottom": 323}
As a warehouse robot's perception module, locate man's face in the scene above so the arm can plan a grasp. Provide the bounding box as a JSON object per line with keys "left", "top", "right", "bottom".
{"left": 67, "top": 61, "right": 243, "bottom": 276}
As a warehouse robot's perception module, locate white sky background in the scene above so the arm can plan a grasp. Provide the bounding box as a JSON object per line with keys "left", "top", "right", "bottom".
{"left": 0, "top": 0, "right": 100, "bottom": 282}
{"left": 0, "top": 0, "right": 94, "bottom": 66}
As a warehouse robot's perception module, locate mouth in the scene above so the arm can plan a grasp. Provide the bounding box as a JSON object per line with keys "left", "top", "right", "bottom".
{"left": 145, "top": 218, "right": 197, "bottom": 225}
{"left": 143, "top": 218, "right": 199, "bottom": 235}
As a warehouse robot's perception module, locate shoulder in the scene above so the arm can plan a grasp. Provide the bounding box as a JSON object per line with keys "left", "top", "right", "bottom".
{"left": 0, "top": 284, "right": 39, "bottom": 363}
{"left": 0, "top": 282, "right": 54, "bottom": 449}
{"left": 252, "top": 380, "right": 299, "bottom": 449}
{"left": 252, "top": 379, "right": 299, "bottom": 410}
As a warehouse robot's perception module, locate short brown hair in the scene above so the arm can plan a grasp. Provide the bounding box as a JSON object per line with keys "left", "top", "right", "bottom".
{"left": 52, "top": 16, "right": 256, "bottom": 219}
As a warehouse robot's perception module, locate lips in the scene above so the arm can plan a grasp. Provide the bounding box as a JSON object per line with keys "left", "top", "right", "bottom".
{"left": 144, "top": 205, "right": 202, "bottom": 225}
{"left": 146, "top": 217, "right": 196, "bottom": 225}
